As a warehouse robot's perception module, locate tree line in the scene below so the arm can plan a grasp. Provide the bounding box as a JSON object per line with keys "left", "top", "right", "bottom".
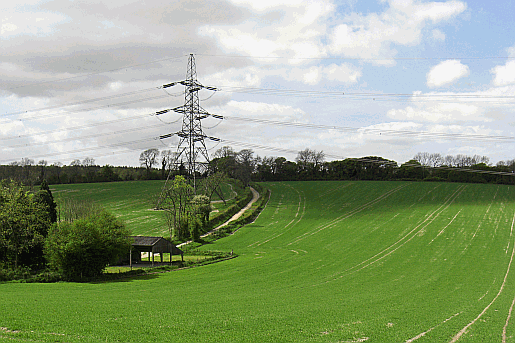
{"left": 2, "top": 147, "right": 515, "bottom": 187}
{"left": 210, "top": 147, "right": 515, "bottom": 185}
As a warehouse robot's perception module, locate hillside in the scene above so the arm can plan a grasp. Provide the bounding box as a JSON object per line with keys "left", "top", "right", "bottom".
{"left": 2, "top": 181, "right": 515, "bottom": 342}
{"left": 50, "top": 180, "right": 237, "bottom": 236}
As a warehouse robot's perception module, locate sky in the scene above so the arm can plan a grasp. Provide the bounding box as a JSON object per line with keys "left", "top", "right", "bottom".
{"left": 1, "top": 0, "right": 515, "bottom": 167}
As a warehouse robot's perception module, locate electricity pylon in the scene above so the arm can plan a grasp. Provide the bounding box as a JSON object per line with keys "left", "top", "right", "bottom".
{"left": 158, "top": 54, "right": 220, "bottom": 191}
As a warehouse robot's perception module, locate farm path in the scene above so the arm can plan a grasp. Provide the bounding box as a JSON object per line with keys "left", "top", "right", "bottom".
{"left": 178, "top": 186, "right": 259, "bottom": 247}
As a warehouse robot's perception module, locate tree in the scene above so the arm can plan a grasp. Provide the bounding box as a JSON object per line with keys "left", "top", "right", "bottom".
{"left": 33, "top": 180, "right": 57, "bottom": 223}
{"left": 235, "top": 149, "right": 256, "bottom": 186}
{"left": 44, "top": 208, "right": 132, "bottom": 280}
{"left": 162, "top": 175, "right": 193, "bottom": 240}
{"left": 160, "top": 150, "right": 176, "bottom": 179}
{"left": 99, "top": 165, "right": 119, "bottom": 182}
{"left": 139, "top": 148, "right": 160, "bottom": 178}
{"left": 199, "top": 172, "right": 227, "bottom": 203}
{"left": 413, "top": 152, "right": 431, "bottom": 167}
{"left": 398, "top": 160, "right": 424, "bottom": 179}
{"left": 210, "top": 146, "right": 237, "bottom": 176}
{"left": 0, "top": 180, "right": 50, "bottom": 268}
{"left": 50, "top": 162, "right": 63, "bottom": 184}
{"left": 191, "top": 194, "right": 211, "bottom": 226}
{"left": 37, "top": 160, "right": 47, "bottom": 181}
{"left": 296, "top": 148, "right": 325, "bottom": 175}
{"left": 82, "top": 157, "right": 95, "bottom": 167}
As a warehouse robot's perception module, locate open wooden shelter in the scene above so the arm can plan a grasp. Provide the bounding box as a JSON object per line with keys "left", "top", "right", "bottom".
{"left": 129, "top": 236, "right": 183, "bottom": 267}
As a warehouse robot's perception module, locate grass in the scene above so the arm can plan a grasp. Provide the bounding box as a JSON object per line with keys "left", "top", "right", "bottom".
{"left": 2, "top": 180, "right": 515, "bottom": 342}
{"left": 50, "top": 180, "right": 237, "bottom": 236}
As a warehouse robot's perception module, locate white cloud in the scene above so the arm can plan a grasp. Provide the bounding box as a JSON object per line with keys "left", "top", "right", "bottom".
{"left": 287, "top": 63, "right": 361, "bottom": 85}
{"left": 426, "top": 60, "right": 470, "bottom": 88}
{"left": 431, "top": 29, "right": 445, "bottom": 42}
{"left": 387, "top": 102, "right": 485, "bottom": 123}
{"left": 220, "top": 100, "right": 307, "bottom": 121}
{"left": 203, "top": 66, "right": 263, "bottom": 88}
{"left": 200, "top": 1, "right": 334, "bottom": 61}
{"left": 328, "top": 0, "right": 466, "bottom": 62}
{"left": 491, "top": 60, "right": 515, "bottom": 87}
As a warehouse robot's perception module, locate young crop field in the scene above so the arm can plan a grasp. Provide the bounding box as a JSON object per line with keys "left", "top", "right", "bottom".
{"left": 2, "top": 180, "right": 515, "bottom": 342}
{"left": 50, "top": 180, "right": 236, "bottom": 236}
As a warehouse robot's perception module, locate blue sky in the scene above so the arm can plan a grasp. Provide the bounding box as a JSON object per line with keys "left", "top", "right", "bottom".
{"left": 1, "top": 0, "right": 514, "bottom": 167}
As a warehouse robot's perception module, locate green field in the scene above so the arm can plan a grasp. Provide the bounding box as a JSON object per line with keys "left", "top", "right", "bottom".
{"left": 50, "top": 180, "right": 237, "bottom": 236}
{"left": 2, "top": 181, "right": 515, "bottom": 342}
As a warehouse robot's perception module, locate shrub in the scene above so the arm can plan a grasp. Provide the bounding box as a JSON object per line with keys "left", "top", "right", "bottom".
{"left": 44, "top": 208, "right": 132, "bottom": 281}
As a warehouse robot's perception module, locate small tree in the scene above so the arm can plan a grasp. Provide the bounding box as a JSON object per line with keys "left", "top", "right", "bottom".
{"left": 44, "top": 208, "right": 132, "bottom": 280}
{"left": 139, "top": 148, "right": 160, "bottom": 178}
{"left": 189, "top": 214, "right": 202, "bottom": 242}
{"left": 191, "top": 194, "right": 212, "bottom": 226}
{"left": 199, "top": 172, "right": 227, "bottom": 203}
{"left": 0, "top": 180, "right": 50, "bottom": 268}
{"left": 162, "top": 175, "right": 193, "bottom": 240}
{"left": 33, "top": 180, "right": 57, "bottom": 223}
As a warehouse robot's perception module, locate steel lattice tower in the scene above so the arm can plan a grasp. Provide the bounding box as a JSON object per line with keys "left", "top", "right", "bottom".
{"left": 158, "top": 54, "right": 219, "bottom": 191}
{"left": 175, "top": 54, "right": 210, "bottom": 180}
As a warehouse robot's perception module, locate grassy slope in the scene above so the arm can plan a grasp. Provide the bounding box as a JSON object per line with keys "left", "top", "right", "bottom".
{"left": 50, "top": 180, "right": 235, "bottom": 236}
{"left": 2, "top": 181, "right": 515, "bottom": 342}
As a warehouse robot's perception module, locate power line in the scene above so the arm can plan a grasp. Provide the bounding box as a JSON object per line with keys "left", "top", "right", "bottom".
{"left": 220, "top": 115, "right": 514, "bottom": 142}
{"left": 0, "top": 93, "right": 175, "bottom": 123}
{"left": 6, "top": 55, "right": 187, "bottom": 91}
{"left": 3, "top": 129, "right": 513, "bottom": 178}
{"left": 0, "top": 135, "right": 159, "bottom": 164}
{"left": 220, "top": 86, "right": 515, "bottom": 103}
{"left": 197, "top": 53, "right": 515, "bottom": 61}
{"left": 0, "top": 109, "right": 182, "bottom": 142}
{"left": 2, "top": 108, "right": 512, "bottom": 147}
{"left": 3, "top": 122, "right": 167, "bottom": 149}
{"left": 5, "top": 84, "right": 515, "bottom": 124}
{"left": 1, "top": 87, "right": 161, "bottom": 118}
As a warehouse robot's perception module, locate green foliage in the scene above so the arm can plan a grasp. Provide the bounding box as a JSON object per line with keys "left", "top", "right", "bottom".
{"left": 189, "top": 214, "right": 202, "bottom": 242}
{"left": 0, "top": 179, "right": 50, "bottom": 268}
{"left": 191, "top": 194, "right": 211, "bottom": 225}
{"left": 204, "top": 186, "right": 253, "bottom": 233}
{"left": 33, "top": 180, "right": 58, "bottom": 223}
{"left": 161, "top": 175, "right": 193, "bottom": 240}
{"left": 44, "top": 208, "right": 132, "bottom": 281}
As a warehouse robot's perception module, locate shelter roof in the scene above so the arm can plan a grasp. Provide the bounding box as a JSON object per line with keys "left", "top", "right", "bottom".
{"left": 131, "top": 236, "right": 163, "bottom": 246}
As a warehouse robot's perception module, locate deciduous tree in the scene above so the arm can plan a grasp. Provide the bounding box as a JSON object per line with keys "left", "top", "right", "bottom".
{"left": 139, "top": 148, "right": 160, "bottom": 178}
{"left": 0, "top": 180, "right": 50, "bottom": 268}
{"left": 45, "top": 208, "right": 132, "bottom": 280}
{"left": 162, "top": 175, "right": 193, "bottom": 240}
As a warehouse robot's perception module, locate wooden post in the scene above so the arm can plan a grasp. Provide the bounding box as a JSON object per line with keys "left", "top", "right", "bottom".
{"left": 130, "top": 249, "right": 132, "bottom": 270}
{"left": 151, "top": 249, "right": 154, "bottom": 267}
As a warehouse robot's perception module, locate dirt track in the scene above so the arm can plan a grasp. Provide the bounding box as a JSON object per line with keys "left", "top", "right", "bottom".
{"left": 177, "top": 187, "right": 259, "bottom": 247}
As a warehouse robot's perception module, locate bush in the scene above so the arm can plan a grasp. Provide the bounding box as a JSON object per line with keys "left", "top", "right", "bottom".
{"left": 190, "top": 215, "right": 202, "bottom": 242}
{"left": 44, "top": 208, "right": 132, "bottom": 281}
